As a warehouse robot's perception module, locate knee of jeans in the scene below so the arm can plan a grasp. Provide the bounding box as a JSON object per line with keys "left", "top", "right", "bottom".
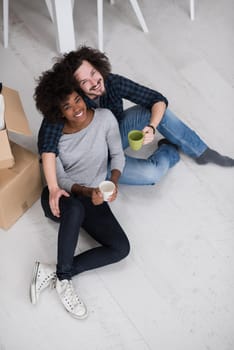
{"left": 142, "top": 166, "right": 166, "bottom": 185}
{"left": 170, "top": 150, "right": 180, "bottom": 167}
{"left": 113, "top": 236, "right": 130, "bottom": 261}
{"left": 176, "top": 152, "right": 180, "bottom": 163}
{"left": 62, "top": 196, "right": 85, "bottom": 219}
{"left": 158, "top": 145, "right": 180, "bottom": 169}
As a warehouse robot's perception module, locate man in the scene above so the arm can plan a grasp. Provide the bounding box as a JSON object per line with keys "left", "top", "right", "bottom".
{"left": 37, "top": 46, "right": 234, "bottom": 216}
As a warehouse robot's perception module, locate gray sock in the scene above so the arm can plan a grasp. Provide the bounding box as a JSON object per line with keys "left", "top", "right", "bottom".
{"left": 195, "top": 148, "right": 234, "bottom": 167}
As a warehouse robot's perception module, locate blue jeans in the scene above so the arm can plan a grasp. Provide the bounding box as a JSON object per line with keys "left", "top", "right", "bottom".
{"left": 118, "top": 106, "right": 207, "bottom": 185}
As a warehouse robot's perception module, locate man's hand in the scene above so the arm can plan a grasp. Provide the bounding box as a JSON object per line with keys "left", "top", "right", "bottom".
{"left": 142, "top": 101, "right": 166, "bottom": 144}
{"left": 142, "top": 125, "right": 155, "bottom": 144}
{"left": 49, "top": 187, "right": 70, "bottom": 217}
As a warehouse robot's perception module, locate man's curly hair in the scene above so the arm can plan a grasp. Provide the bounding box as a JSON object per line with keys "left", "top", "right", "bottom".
{"left": 57, "top": 45, "right": 112, "bottom": 80}
{"left": 34, "top": 64, "right": 83, "bottom": 123}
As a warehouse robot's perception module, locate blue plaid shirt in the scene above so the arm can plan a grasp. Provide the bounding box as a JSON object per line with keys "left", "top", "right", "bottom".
{"left": 38, "top": 73, "right": 168, "bottom": 155}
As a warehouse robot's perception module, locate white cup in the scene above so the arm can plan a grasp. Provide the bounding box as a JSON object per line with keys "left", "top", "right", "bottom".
{"left": 99, "top": 180, "right": 115, "bottom": 201}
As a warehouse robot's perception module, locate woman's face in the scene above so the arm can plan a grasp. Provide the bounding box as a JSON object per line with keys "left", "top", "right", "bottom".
{"left": 60, "top": 91, "right": 87, "bottom": 124}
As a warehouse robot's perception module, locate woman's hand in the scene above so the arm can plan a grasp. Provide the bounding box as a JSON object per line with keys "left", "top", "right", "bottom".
{"left": 91, "top": 184, "right": 118, "bottom": 205}
{"left": 107, "top": 183, "right": 118, "bottom": 202}
{"left": 49, "top": 187, "right": 70, "bottom": 217}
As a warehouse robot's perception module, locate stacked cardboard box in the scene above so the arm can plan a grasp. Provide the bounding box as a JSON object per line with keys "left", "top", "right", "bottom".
{"left": 0, "top": 84, "right": 42, "bottom": 230}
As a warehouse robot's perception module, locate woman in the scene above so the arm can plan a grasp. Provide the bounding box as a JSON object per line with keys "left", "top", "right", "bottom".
{"left": 30, "top": 67, "right": 130, "bottom": 319}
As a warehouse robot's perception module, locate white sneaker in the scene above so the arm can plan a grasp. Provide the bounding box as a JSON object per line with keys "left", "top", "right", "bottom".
{"left": 56, "top": 279, "right": 88, "bottom": 319}
{"left": 30, "top": 261, "right": 56, "bottom": 305}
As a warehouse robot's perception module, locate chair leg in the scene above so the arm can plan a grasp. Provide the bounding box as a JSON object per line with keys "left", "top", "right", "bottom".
{"left": 101, "top": 0, "right": 148, "bottom": 51}
{"left": 45, "top": 0, "right": 54, "bottom": 22}
{"left": 128, "top": 0, "right": 149, "bottom": 33}
{"left": 3, "top": 0, "right": 9, "bottom": 48}
{"left": 190, "top": 0, "right": 195, "bottom": 20}
{"left": 52, "top": 0, "right": 76, "bottom": 53}
{"left": 45, "top": 0, "right": 75, "bottom": 22}
{"left": 97, "top": 0, "right": 103, "bottom": 51}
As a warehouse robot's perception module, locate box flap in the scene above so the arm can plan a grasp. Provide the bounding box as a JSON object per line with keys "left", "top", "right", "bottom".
{"left": 1, "top": 86, "right": 32, "bottom": 136}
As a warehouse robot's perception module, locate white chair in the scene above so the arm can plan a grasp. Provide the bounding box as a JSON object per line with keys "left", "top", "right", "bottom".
{"left": 3, "top": 0, "right": 9, "bottom": 48}
{"left": 45, "top": 0, "right": 75, "bottom": 23}
{"left": 2, "top": 0, "right": 195, "bottom": 51}
{"left": 97, "top": 0, "right": 149, "bottom": 52}
{"left": 45, "top": 0, "right": 148, "bottom": 52}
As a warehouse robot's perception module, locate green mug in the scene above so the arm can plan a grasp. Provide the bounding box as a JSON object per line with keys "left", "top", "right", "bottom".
{"left": 128, "top": 130, "right": 144, "bottom": 151}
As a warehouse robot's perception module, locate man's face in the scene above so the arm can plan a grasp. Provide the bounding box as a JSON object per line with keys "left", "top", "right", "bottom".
{"left": 74, "top": 60, "right": 105, "bottom": 99}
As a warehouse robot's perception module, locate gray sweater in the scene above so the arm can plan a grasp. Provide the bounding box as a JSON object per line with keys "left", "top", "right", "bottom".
{"left": 56, "top": 108, "right": 125, "bottom": 191}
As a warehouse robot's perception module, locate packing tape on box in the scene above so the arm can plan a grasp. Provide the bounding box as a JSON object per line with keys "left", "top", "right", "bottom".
{"left": 0, "top": 94, "right": 5, "bottom": 130}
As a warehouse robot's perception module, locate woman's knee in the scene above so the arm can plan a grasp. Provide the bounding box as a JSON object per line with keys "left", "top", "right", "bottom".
{"left": 113, "top": 234, "right": 130, "bottom": 261}
{"left": 60, "top": 195, "right": 85, "bottom": 222}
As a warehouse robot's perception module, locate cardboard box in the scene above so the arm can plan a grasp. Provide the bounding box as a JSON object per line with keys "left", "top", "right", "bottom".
{"left": 0, "top": 85, "right": 32, "bottom": 169}
{"left": 0, "top": 142, "right": 43, "bottom": 230}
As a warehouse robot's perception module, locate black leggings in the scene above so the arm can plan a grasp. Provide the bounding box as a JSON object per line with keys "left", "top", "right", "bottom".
{"left": 41, "top": 187, "right": 130, "bottom": 280}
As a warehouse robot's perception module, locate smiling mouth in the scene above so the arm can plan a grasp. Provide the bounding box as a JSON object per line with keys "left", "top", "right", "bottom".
{"left": 91, "top": 79, "right": 102, "bottom": 92}
{"left": 74, "top": 110, "right": 83, "bottom": 118}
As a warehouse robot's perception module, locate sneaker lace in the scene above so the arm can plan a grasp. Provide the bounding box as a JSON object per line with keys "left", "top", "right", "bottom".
{"left": 64, "top": 281, "right": 83, "bottom": 307}
{"left": 38, "top": 270, "right": 56, "bottom": 290}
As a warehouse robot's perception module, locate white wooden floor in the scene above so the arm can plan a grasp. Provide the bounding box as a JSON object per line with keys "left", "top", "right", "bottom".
{"left": 0, "top": 0, "right": 234, "bottom": 349}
